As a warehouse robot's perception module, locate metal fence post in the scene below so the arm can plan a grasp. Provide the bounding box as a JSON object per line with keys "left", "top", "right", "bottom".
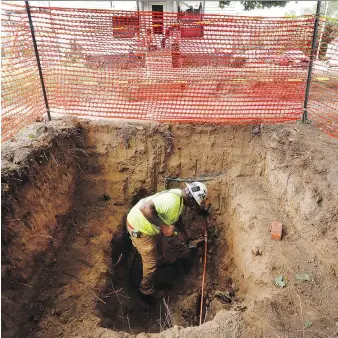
{"left": 25, "top": 1, "right": 51, "bottom": 121}
{"left": 302, "top": 0, "right": 321, "bottom": 123}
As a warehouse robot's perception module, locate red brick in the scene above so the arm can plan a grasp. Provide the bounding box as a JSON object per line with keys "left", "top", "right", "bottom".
{"left": 271, "top": 221, "right": 283, "bottom": 241}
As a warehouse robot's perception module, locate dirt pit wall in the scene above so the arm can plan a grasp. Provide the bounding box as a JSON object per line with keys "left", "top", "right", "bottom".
{"left": 1, "top": 120, "right": 81, "bottom": 336}
{"left": 1, "top": 119, "right": 338, "bottom": 338}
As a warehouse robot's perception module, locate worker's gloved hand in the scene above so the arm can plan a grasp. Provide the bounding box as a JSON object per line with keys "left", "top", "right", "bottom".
{"left": 161, "top": 224, "right": 175, "bottom": 237}
{"left": 199, "top": 201, "right": 212, "bottom": 218}
{"left": 188, "top": 238, "right": 204, "bottom": 248}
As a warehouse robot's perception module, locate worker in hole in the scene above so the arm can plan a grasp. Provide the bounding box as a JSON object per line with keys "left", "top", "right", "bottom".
{"left": 126, "top": 182, "right": 208, "bottom": 300}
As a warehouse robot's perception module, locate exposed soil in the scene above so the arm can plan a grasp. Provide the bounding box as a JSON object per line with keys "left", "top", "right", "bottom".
{"left": 1, "top": 118, "right": 338, "bottom": 338}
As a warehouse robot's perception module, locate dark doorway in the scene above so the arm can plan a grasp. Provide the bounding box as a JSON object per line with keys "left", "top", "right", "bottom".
{"left": 152, "top": 5, "right": 164, "bottom": 35}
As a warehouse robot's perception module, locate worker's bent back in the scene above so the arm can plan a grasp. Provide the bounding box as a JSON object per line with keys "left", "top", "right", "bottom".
{"left": 127, "top": 189, "right": 184, "bottom": 236}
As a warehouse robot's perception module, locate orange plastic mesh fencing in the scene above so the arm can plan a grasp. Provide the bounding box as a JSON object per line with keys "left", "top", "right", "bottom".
{"left": 1, "top": 3, "right": 338, "bottom": 141}
{"left": 309, "top": 17, "right": 338, "bottom": 139}
{"left": 1, "top": 3, "right": 46, "bottom": 142}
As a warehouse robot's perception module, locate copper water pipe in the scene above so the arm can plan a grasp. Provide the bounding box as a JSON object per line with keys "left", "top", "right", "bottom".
{"left": 199, "top": 219, "right": 208, "bottom": 325}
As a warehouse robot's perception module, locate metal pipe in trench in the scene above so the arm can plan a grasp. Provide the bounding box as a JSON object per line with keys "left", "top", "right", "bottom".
{"left": 199, "top": 219, "right": 208, "bottom": 325}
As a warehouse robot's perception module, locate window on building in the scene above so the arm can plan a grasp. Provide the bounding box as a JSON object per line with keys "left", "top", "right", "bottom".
{"left": 112, "top": 15, "right": 139, "bottom": 38}
{"left": 152, "top": 5, "right": 164, "bottom": 35}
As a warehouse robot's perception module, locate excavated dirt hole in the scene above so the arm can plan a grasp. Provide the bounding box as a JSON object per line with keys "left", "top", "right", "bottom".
{"left": 2, "top": 120, "right": 337, "bottom": 338}
{"left": 2, "top": 121, "right": 247, "bottom": 337}
{"left": 96, "top": 191, "right": 238, "bottom": 333}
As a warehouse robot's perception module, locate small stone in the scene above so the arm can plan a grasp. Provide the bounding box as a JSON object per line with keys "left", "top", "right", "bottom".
{"left": 214, "top": 229, "right": 220, "bottom": 238}
{"left": 316, "top": 196, "right": 323, "bottom": 205}
{"left": 51, "top": 309, "right": 56, "bottom": 316}
{"left": 252, "top": 125, "right": 261, "bottom": 136}
{"left": 208, "top": 248, "right": 214, "bottom": 254}
{"left": 252, "top": 246, "right": 262, "bottom": 256}
{"left": 59, "top": 316, "right": 68, "bottom": 324}
{"left": 233, "top": 304, "right": 247, "bottom": 312}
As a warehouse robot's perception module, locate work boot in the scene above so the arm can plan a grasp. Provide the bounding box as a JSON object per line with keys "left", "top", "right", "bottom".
{"left": 151, "top": 289, "right": 167, "bottom": 300}
{"left": 139, "top": 289, "right": 167, "bottom": 302}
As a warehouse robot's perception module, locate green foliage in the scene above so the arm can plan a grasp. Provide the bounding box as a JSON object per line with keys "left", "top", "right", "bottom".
{"left": 295, "top": 273, "right": 311, "bottom": 282}
{"left": 304, "top": 320, "right": 312, "bottom": 328}
{"left": 219, "top": 0, "right": 231, "bottom": 9}
{"left": 274, "top": 275, "right": 287, "bottom": 288}
{"left": 219, "top": 1, "right": 288, "bottom": 11}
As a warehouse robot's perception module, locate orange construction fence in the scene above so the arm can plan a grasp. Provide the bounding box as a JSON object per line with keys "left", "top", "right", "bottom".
{"left": 1, "top": 2, "right": 338, "bottom": 141}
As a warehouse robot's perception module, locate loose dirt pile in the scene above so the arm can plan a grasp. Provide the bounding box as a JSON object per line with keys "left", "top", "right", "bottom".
{"left": 1, "top": 118, "right": 338, "bottom": 338}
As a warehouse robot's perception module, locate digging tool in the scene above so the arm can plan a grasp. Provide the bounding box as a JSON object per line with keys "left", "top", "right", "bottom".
{"left": 166, "top": 177, "right": 214, "bottom": 183}
{"left": 165, "top": 172, "right": 226, "bottom": 184}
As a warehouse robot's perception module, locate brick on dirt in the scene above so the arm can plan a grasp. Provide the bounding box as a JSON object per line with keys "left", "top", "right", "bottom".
{"left": 270, "top": 221, "right": 283, "bottom": 241}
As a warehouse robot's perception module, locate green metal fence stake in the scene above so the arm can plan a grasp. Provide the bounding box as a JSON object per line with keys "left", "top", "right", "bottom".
{"left": 302, "top": 0, "right": 321, "bottom": 124}
{"left": 25, "top": 1, "right": 51, "bottom": 121}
